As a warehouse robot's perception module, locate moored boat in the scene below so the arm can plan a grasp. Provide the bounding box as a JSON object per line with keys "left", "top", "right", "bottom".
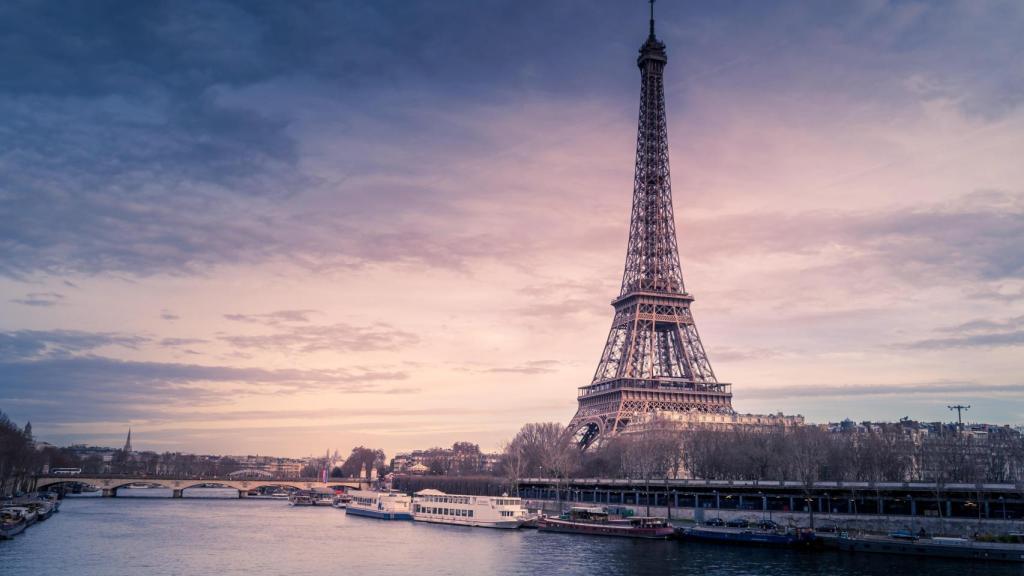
{"left": 4, "top": 506, "right": 38, "bottom": 526}
{"left": 345, "top": 489, "right": 412, "bottom": 520}
{"left": 285, "top": 488, "right": 336, "bottom": 506}
{"left": 27, "top": 501, "right": 54, "bottom": 521}
{"left": 1, "top": 509, "right": 28, "bottom": 539}
{"left": 411, "top": 489, "right": 532, "bottom": 529}
{"left": 41, "top": 493, "right": 61, "bottom": 513}
{"left": 538, "top": 507, "right": 674, "bottom": 539}
{"left": 331, "top": 494, "right": 353, "bottom": 509}
{"left": 835, "top": 532, "right": 1024, "bottom": 563}
{"left": 676, "top": 525, "right": 818, "bottom": 547}
{"left": 313, "top": 491, "right": 335, "bottom": 506}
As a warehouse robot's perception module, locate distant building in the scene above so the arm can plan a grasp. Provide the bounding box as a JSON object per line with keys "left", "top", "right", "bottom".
{"left": 391, "top": 447, "right": 503, "bottom": 475}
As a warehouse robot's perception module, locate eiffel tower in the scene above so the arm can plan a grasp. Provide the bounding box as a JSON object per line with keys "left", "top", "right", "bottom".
{"left": 568, "top": 2, "right": 734, "bottom": 449}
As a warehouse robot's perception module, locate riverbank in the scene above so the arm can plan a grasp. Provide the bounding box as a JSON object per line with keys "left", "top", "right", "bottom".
{"left": 2, "top": 493, "right": 61, "bottom": 540}
{"left": 524, "top": 499, "right": 1024, "bottom": 537}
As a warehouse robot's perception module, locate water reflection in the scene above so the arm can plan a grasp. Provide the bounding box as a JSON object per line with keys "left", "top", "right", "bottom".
{"left": 2, "top": 497, "right": 1019, "bottom": 576}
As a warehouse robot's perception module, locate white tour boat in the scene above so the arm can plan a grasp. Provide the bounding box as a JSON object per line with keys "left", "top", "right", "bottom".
{"left": 412, "top": 489, "right": 531, "bottom": 529}
{"left": 345, "top": 489, "right": 413, "bottom": 520}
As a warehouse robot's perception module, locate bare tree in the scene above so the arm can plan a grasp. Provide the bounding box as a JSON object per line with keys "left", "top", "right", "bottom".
{"left": 621, "top": 417, "right": 683, "bottom": 515}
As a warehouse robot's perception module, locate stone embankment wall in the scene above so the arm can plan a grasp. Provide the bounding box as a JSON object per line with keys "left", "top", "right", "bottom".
{"left": 524, "top": 499, "right": 1024, "bottom": 537}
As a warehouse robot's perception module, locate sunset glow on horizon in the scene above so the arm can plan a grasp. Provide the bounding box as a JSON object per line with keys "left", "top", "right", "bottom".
{"left": 2, "top": 0, "right": 1023, "bottom": 457}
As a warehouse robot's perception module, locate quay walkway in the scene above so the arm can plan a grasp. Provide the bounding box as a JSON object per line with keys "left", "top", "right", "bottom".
{"left": 516, "top": 477, "right": 1024, "bottom": 522}
{"left": 33, "top": 474, "right": 368, "bottom": 498}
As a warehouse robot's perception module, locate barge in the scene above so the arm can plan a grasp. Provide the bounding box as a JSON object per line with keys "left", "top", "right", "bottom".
{"left": 538, "top": 507, "right": 674, "bottom": 539}
{"left": 835, "top": 531, "right": 1024, "bottom": 563}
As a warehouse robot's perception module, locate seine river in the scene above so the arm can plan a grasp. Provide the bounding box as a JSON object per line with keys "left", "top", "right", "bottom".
{"left": 2, "top": 490, "right": 1020, "bottom": 576}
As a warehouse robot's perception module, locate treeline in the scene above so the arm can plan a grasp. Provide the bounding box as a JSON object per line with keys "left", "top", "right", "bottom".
{"left": 499, "top": 421, "right": 1024, "bottom": 487}
{"left": 679, "top": 425, "right": 1024, "bottom": 484}
{"left": 313, "top": 446, "right": 386, "bottom": 478}
{"left": 501, "top": 421, "right": 683, "bottom": 486}
{"left": 1, "top": 412, "right": 36, "bottom": 496}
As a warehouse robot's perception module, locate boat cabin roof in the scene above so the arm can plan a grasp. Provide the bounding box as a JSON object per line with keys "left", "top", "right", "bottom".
{"left": 415, "top": 489, "right": 447, "bottom": 496}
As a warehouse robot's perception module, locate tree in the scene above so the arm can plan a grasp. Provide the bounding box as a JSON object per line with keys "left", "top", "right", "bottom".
{"left": 621, "top": 417, "right": 683, "bottom": 515}
{"left": 501, "top": 438, "right": 527, "bottom": 495}
{"left": 339, "top": 446, "right": 386, "bottom": 479}
{"left": 503, "top": 423, "right": 577, "bottom": 509}
{"left": 0, "top": 411, "right": 35, "bottom": 496}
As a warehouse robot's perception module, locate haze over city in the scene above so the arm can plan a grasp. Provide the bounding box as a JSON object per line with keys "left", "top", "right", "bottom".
{"left": 2, "top": 0, "right": 1023, "bottom": 457}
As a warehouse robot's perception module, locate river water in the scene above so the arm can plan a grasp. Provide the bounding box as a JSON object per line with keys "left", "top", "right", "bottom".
{"left": 2, "top": 491, "right": 1020, "bottom": 576}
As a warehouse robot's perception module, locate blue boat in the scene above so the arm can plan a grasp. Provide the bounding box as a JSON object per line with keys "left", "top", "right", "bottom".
{"left": 676, "top": 526, "right": 818, "bottom": 548}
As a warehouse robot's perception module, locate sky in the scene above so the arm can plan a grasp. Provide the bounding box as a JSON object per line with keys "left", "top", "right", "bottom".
{"left": 1, "top": 0, "right": 1023, "bottom": 458}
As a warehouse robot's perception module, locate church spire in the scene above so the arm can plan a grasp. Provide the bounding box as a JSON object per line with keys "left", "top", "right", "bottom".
{"left": 123, "top": 428, "right": 133, "bottom": 453}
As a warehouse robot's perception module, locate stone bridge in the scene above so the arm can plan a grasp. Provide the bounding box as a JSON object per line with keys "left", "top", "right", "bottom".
{"left": 36, "top": 475, "right": 369, "bottom": 498}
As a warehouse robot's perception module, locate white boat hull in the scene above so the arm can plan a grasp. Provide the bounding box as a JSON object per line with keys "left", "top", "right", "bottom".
{"left": 413, "top": 516, "right": 523, "bottom": 529}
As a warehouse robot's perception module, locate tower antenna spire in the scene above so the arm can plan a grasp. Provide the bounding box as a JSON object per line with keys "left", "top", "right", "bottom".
{"left": 649, "top": 0, "right": 656, "bottom": 38}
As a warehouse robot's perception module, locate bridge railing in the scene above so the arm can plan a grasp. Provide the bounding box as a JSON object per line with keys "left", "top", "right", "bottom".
{"left": 36, "top": 474, "right": 368, "bottom": 483}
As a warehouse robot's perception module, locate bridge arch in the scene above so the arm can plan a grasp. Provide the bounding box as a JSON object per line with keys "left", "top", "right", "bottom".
{"left": 248, "top": 483, "right": 303, "bottom": 492}
{"left": 36, "top": 478, "right": 93, "bottom": 491}
{"left": 35, "top": 475, "right": 367, "bottom": 496}
{"left": 178, "top": 482, "right": 245, "bottom": 492}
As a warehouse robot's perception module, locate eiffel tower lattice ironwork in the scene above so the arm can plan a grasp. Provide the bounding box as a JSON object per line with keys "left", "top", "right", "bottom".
{"left": 568, "top": 3, "right": 734, "bottom": 449}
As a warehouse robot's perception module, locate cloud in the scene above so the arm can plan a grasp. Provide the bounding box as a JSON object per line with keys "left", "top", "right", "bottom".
{"left": 218, "top": 322, "right": 418, "bottom": 354}
{"left": 224, "top": 309, "right": 319, "bottom": 325}
{"left": 685, "top": 191, "right": 1024, "bottom": 285}
{"left": 159, "top": 337, "right": 209, "bottom": 347}
{"left": 966, "top": 285, "right": 1024, "bottom": 303}
{"left": 901, "top": 331, "right": 1024, "bottom": 351}
{"left": 1, "top": 1, "right": 1014, "bottom": 282}
{"left": 0, "top": 355, "right": 411, "bottom": 424}
{"left": 10, "top": 292, "right": 64, "bottom": 307}
{"left": 937, "top": 315, "right": 1024, "bottom": 334}
{"left": 481, "top": 360, "right": 563, "bottom": 375}
{"left": 0, "top": 329, "right": 147, "bottom": 361}
{"left": 897, "top": 315, "right": 1024, "bottom": 350}
{"left": 742, "top": 381, "right": 1024, "bottom": 400}
{"left": 709, "top": 346, "right": 787, "bottom": 363}
{"left": 2, "top": 1, "right": 1023, "bottom": 453}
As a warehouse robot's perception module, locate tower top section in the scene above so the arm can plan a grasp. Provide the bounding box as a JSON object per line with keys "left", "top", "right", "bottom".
{"left": 639, "top": 0, "right": 667, "bottom": 68}
{"left": 620, "top": 0, "right": 683, "bottom": 296}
